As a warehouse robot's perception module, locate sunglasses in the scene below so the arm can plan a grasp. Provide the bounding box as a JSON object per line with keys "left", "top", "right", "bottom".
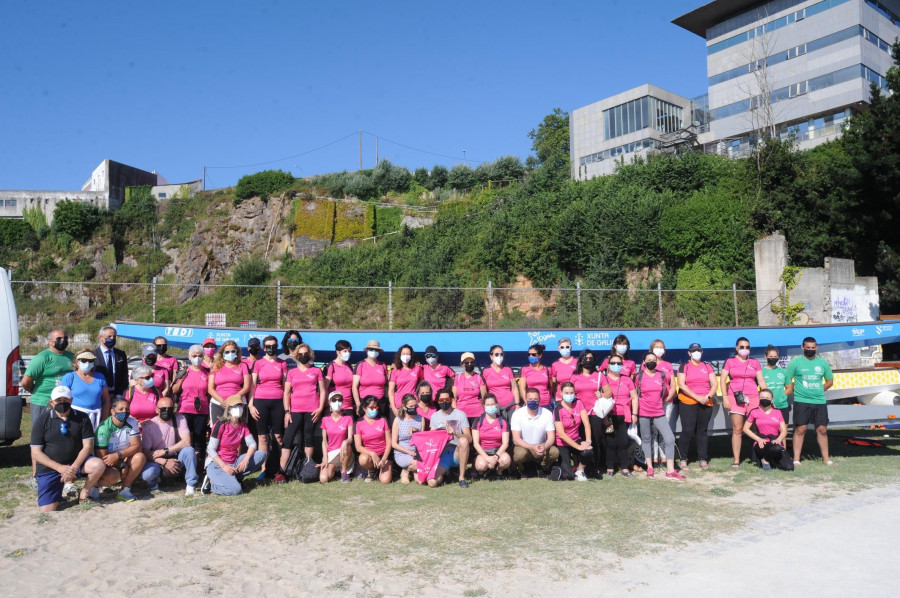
{"left": 424, "top": 353, "right": 437, "bottom": 359}
{"left": 528, "top": 352, "right": 539, "bottom": 357}
{"left": 738, "top": 345, "right": 750, "bottom": 350}
{"left": 77, "top": 358, "right": 96, "bottom": 363}
{"left": 59, "top": 421, "right": 69, "bottom": 436}
{"left": 559, "top": 346, "right": 571, "bottom": 349}
{"left": 491, "top": 352, "right": 504, "bottom": 357}
{"left": 264, "top": 344, "right": 277, "bottom": 349}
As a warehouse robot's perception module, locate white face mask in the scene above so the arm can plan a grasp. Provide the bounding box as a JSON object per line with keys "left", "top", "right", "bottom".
{"left": 615, "top": 344, "right": 628, "bottom": 355}
{"left": 426, "top": 356, "right": 437, "bottom": 365}
{"left": 229, "top": 406, "right": 243, "bottom": 418}
{"left": 330, "top": 401, "right": 342, "bottom": 411}
{"left": 340, "top": 351, "right": 351, "bottom": 362}
{"left": 690, "top": 351, "right": 702, "bottom": 361}
{"left": 492, "top": 356, "right": 504, "bottom": 366}
{"left": 652, "top": 348, "right": 665, "bottom": 358}
{"left": 224, "top": 351, "right": 238, "bottom": 362}
{"left": 190, "top": 356, "right": 202, "bottom": 366}
{"left": 400, "top": 354, "right": 411, "bottom": 364}
{"left": 367, "top": 350, "right": 379, "bottom": 360}
{"left": 78, "top": 361, "right": 94, "bottom": 372}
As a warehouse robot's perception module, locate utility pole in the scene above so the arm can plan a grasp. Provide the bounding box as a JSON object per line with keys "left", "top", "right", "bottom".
{"left": 202, "top": 166, "right": 206, "bottom": 191}
{"left": 359, "top": 129, "right": 362, "bottom": 171}
{"left": 375, "top": 137, "right": 378, "bottom": 167}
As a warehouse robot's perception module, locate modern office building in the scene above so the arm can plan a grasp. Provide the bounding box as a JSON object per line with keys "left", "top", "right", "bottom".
{"left": 571, "top": 0, "right": 900, "bottom": 179}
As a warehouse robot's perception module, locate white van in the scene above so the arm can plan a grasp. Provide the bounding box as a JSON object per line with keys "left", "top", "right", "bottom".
{"left": 0, "top": 267, "right": 23, "bottom": 445}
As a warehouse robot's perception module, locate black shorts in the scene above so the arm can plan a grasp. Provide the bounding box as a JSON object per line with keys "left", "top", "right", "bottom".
{"left": 284, "top": 411, "right": 316, "bottom": 448}
{"left": 254, "top": 398, "right": 285, "bottom": 435}
{"left": 793, "top": 402, "right": 828, "bottom": 427}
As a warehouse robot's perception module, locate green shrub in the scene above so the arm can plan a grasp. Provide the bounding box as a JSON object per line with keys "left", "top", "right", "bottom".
{"left": 22, "top": 206, "right": 50, "bottom": 239}
{"left": 0, "top": 218, "right": 39, "bottom": 250}
{"left": 52, "top": 200, "right": 104, "bottom": 243}
{"left": 234, "top": 170, "right": 294, "bottom": 202}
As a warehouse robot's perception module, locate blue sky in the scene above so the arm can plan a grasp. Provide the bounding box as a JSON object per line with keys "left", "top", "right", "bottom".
{"left": 0, "top": 0, "right": 707, "bottom": 190}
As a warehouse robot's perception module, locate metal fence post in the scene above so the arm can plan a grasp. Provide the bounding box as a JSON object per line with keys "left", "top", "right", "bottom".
{"left": 277, "top": 280, "right": 282, "bottom": 328}
{"left": 576, "top": 281, "right": 582, "bottom": 329}
{"left": 388, "top": 281, "right": 393, "bottom": 330}
{"left": 733, "top": 283, "right": 739, "bottom": 326}
{"left": 488, "top": 281, "right": 493, "bottom": 330}
{"left": 152, "top": 276, "right": 157, "bottom": 323}
{"left": 658, "top": 282, "right": 663, "bottom": 327}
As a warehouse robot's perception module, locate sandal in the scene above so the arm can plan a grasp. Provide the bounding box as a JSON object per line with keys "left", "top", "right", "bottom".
{"left": 731, "top": 462, "right": 741, "bottom": 469}
{"left": 699, "top": 461, "right": 709, "bottom": 470}
{"left": 679, "top": 461, "right": 689, "bottom": 471}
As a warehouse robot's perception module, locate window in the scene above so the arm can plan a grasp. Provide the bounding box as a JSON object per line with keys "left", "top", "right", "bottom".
{"left": 794, "top": 7, "right": 806, "bottom": 20}
{"left": 787, "top": 44, "right": 807, "bottom": 59}
{"left": 788, "top": 81, "right": 809, "bottom": 97}
{"left": 158, "top": 192, "right": 167, "bottom": 199}
{"left": 3, "top": 199, "right": 16, "bottom": 207}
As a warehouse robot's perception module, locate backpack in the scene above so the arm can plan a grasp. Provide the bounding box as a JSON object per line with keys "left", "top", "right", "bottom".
{"left": 285, "top": 447, "right": 319, "bottom": 483}
{"left": 548, "top": 465, "right": 573, "bottom": 481}
{"left": 636, "top": 368, "right": 668, "bottom": 404}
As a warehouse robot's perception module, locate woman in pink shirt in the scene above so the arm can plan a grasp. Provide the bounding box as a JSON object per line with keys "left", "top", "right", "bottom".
{"left": 677, "top": 343, "right": 717, "bottom": 471}
{"left": 141, "top": 344, "right": 172, "bottom": 398}
{"left": 324, "top": 340, "right": 356, "bottom": 416}
{"left": 553, "top": 386, "right": 592, "bottom": 481}
{"left": 473, "top": 394, "right": 511, "bottom": 480}
{"left": 648, "top": 339, "right": 675, "bottom": 383}
{"left": 355, "top": 396, "right": 392, "bottom": 483}
{"left": 518, "top": 344, "right": 552, "bottom": 409}
{"left": 208, "top": 340, "right": 251, "bottom": 423}
{"left": 601, "top": 354, "right": 638, "bottom": 477}
{"left": 636, "top": 352, "right": 683, "bottom": 480}
{"left": 172, "top": 344, "right": 210, "bottom": 460}
{"left": 416, "top": 380, "right": 437, "bottom": 423}
{"left": 550, "top": 337, "right": 577, "bottom": 402}
{"left": 249, "top": 335, "right": 287, "bottom": 480}
{"left": 568, "top": 351, "right": 607, "bottom": 479}
{"left": 742, "top": 389, "right": 789, "bottom": 471}
{"left": 128, "top": 364, "right": 161, "bottom": 423}
{"left": 388, "top": 344, "right": 423, "bottom": 418}
{"left": 422, "top": 345, "right": 454, "bottom": 396}
{"left": 204, "top": 396, "right": 265, "bottom": 495}
{"left": 453, "top": 352, "right": 486, "bottom": 424}
{"left": 280, "top": 343, "right": 326, "bottom": 477}
{"left": 320, "top": 392, "right": 355, "bottom": 483}
{"left": 152, "top": 336, "right": 178, "bottom": 378}
{"left": 201, "top": 338, "right": 217, "bottom": 370}
{"left": 352, "top": 340, "right": 388, "bottom": 418}
{"left": 481, "top": 345, "right": 519, "bottom": 419}
{"left": 721, "top": 337, "right": 767, "bottom": 468}
{"left": 600, "top": 335, "right": 637, "bottom": 378}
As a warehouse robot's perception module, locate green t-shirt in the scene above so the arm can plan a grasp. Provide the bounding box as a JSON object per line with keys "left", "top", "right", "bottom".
{"left": 762, "top": 366, "right": 788, "bottom": 409}
{"left": 24, "top": 349, "right": 75, "bottom": 407}
{"left": 785, "top": 356, "right": 833, "bottom": 405}
{"left": 95, "top": 416, "right": 140, "bottom": 453}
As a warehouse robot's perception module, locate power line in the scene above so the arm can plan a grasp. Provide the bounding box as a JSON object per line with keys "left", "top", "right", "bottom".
{"left": 206, "top": 131, "right": 359, "bottom": 169}
{"left": 361, "top": 130, "right": 483, "bottom": 165}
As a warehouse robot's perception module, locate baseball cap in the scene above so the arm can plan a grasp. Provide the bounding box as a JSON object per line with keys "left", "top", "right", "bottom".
{"left": 247, "top": 337, "right": 261, "bottom": 348}
{"left": 142, "top": 344, "right": 158, "bottom": 357}
{"left": 460, "top": 352, "right": 476, "bottom": 363}
{"left": 688, "top": 343, "right": 702, "bottom": 351}
{"left": 51, "top": 386, "right": 73, "bottom": 401}
{"left": 202, "top": 337, "right": 216, "bottom": 347}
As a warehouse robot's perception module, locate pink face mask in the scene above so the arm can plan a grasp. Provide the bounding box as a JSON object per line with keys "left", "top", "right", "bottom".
{"left": 203, "top": 347, "right": 216, "bottom": 357}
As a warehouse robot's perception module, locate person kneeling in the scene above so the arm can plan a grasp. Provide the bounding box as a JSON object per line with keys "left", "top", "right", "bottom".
{"left": 95, "top": 396, "right": 148, "bottom": 502}
{"left": 472, "top": 394, "right": 511, "bottom": 481}
{"left": 743, "top": 389, "right": 792, "bottom": 471}
{"left": 428, "top": 389, "right": 472, "bottom": 488}
{"left": 205, "top": 396, "right": 266, "bottom": 495}
{"left": 140, "top": 396, "right": 200, "bottom": 496}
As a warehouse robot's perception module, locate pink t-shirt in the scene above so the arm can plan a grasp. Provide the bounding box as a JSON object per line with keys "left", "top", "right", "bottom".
{"left": 325, "top": 361, "right": 355, "bottom": 410}
{"left": 411, "top": 430, "right": 450, "bottom": 483}
{"left": 747, "top": 407, "right": 784, "bottom": 437}
{"left": 606, "top": 374, "right": 636, "bottom": 423}
{"left": 155, "top": 355, "right": 178, "bottom": 377}
{"left": 321, "top": 414, "right": 354, "bottom": 452}
{"left": 252, "top": 358, "right": 287, "bottom": 400}
{"left": 475, "top": 415, "right": 507, "bottom": 450}
{"left": 724, "top": 357, "right": 762, "bottom": 406}
{"left": 417, "top": 405, "right": 437, "bottom": 422}
{"left": 680, "top": 361, "right": 716, "bottom": 403}
{"left": 656, "top": 360, "right": 675, "bottom": 383}
{"left": 129, "top": 387, "right": 159, "bottom": 423}
{"left": 423, "top": 363, "right": 454, "bottom": 395}
{"left": 177, "top": 368, "right": 209, "bottom": 415}
{"left": 151, "top": 365, "right": 170, "bottom": 391}
{"left": 287, "top": 366, "right": 324, "bottom": 413}
{"left": 213, "top": 421, "right": 250, "bottom": 465}
{"left": 550, "top": 358, "right": 578, "bottom": 398}
{"left": 141, "top": 414, "right": 190, "bottom": 452}
{"left": 356, "top": 417, "right": 388, "bottom": 454}
{"left": 355, "top": 360, "right": 387, "bottom": 399}
{"left": 454, "top": 372, "right": 484, "bottom": 418}
{"left": 520, "top": 365, "right": 551, "bottom": 406}
{"left": 212, "top": 362, "right": 250, "bottom": 400}
{"left": 554, "top": 401, "right": 585, "bottom": 446}
{"left": 569, "top": 371, "right": 602, "bottom": 411}
{"left": 482, "top": 366, "right": 516, "bottom": 408}
{"left": 637, "top": 370, "right": 668, "bottom": 418}
{"left": 600, "top": 358, "right": 637, "bottom": 377}
{"left": 390, "top": 365, "right": 423, "bottom": 407}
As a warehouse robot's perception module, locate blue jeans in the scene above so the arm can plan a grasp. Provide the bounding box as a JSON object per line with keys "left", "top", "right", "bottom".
{"left": 141, "top": 447, "right": 200, "bottom": 488}
{"left": 206, "top": 451, "right": 267, "bottom": 496}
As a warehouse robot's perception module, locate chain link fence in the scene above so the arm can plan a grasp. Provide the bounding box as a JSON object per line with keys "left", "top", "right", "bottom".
{"left": 12, "top": 279, "right": 762, "bottom": 354}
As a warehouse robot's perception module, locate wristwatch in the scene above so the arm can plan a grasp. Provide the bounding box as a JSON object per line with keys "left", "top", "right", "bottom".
{"left": 117, "top": 450, "right": 123, "bottom": 460}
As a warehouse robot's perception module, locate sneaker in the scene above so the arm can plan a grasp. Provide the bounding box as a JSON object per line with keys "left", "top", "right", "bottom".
{"left": 458, "top": 480, "right": 469, "bottom": 488}
{"left": 493, "top": 474, "right": 505, "bottom": 482}
{"left": 147, "top": 483, "right": 160, "bottom": 493}
{"left": 89, "top": 487, "right": 101, "bottom": 501}
{"left": 116, "top": 488, "right": 137, "bottom": 502}
{"left": 273, "top": 473, "right": 286, "bottom": 484}
{"left": 665, "top": 471, "right": 686, "bottom": 481}
{"left": 341, "top": 472, "right": 351, "bottom": 483}
{"left": 825, "top": 460, "right": 835, "bottom": 466}
{"left": 29, "top": 476, "right": 38, "bottom": 491}
{"left": 63, "top": 482, "right": 78, "bottom": 498}
{"left": 620, "top": 470, "right": 635, "bottom": 478}
{"left": 200, "top": 477, "right": 211, "bottom": 495}
{"left": 574, "top": 470, "right": 588, "bottom": 482}
{"left": 364, "top": 470, "right": 376, "bottom": 482}
{"left": 185, "top": 485, "right": 195, "bottom": 497}
{"left": 793, "top": 460, "right": 802, "bottom": 466}
{"left": 646, "top": 467, "right": 655, "bottom": 478}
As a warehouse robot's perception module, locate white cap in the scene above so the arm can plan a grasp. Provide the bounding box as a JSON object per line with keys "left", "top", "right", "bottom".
{"left": 51, "top": 386, "right": 73, "bottom": 401}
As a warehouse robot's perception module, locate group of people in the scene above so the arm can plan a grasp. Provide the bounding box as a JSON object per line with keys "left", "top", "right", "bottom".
{"left": 24, "top": 326, "right": 835, "bottom": 510}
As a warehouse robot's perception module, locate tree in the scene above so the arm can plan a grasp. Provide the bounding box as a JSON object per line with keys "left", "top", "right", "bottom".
{"left": 235, "top": 169, "right": 294, "bottom": 201}
{"left": 52, "top": 200, "right": 104, "bottom": 243}
{"left": 447, "top": 164, "right": 476, "bottom": 190}
{"left": 413, "top": 167, "right": 429, "bottom": 187}
{"left": 429, "top": 165, "right": 449, "bottom": 190}
{"left": 527, "top": 108, "right": 570, "bottom": 189}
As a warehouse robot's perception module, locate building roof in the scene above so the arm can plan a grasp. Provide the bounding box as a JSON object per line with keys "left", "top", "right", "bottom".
{"left": 672, "top": 0, "right": 768, "bottom": 38}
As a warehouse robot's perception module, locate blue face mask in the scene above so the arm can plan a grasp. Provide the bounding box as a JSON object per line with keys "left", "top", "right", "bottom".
{"left": 562, "top": 393, "right": 576, "bottom": 404}
{"left": 526, "top": 400, "right": 540, "bottom": 411}
{"left": 528, "top": 355, "right": 539, "bottom": 365}
{"left": 114, "top": 411, "right": 130, "bottom": 422}
{"left": 103, "top": 337, "right": 116, "bottom": 348}
{"left": 366, "top": 409, "right": 379, "bottom": 419}
{"left": 609, "top": 364, "right": 623, "bottom": 374}
{"left": 485, "top": 405, "right": 498, "bottom": 415}
{"left": 559, "top": 348, "right": 571, "bottom": 357}
{"left": 143, "top": 377, "right": 154, "bottom": 388}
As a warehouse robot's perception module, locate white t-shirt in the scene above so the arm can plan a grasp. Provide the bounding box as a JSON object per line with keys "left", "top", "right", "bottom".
{"left": 510, "top": 407, "right": 555, "bottom": 445}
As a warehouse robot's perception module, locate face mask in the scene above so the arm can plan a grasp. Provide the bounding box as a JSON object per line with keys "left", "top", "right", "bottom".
{"left": 155, "top": 344, "right": 168, "bottom": 355}
{"left": 158, "top": 407, "right": 173, "bottom": 421}
{"left": 54, "top": 337, "right": 69, "bottom": 351}
{"left": 230, "top": 406, "right": 244, "bottom": 418}
{"left": 248, "top": 347, "right": 260, "bottom": 356}
{"left": 438, "top": 401, "right": 452, "bottom": 411}
{"left": 426, "top": 356, "right": 437, "bottom": 365}
{"left": 758, "top": 398, "right": 773, "bottom": 409}
{"left": 803, "top": 349, "right": 816, "bottom": 358}
{"left": 144, "top": 355, "right": 157, "bottom": 366}
{"left": 419, "top": 394, "right": 432, "bottom": 404}
{"left": 53, "top": 401, "right": 70, "bottom": 414}
{"left": 528, "top": 356, "right": 539, "bottom": 365}
{"left": 737, "top": 349, "right": 750, "bottom": 358}
{"left": 297, "top": 354, "right": 311, "bottom": 365}
{"left": 366, "top": 409, "right": 380, "bottom": 419}
{"left": 766, "top": 357, "right": 779, "bottom": 367}
{"left": 103, "top": 337, "right": 116, "bottom": 348}
{"left": 78, "top": 361, "right": 94, "bottom": 372}
{"left": 288, "top": 339, "right": 300, "bottom": 350}
{"left": 562, "top": 393, "right": 575, "bottom": 404}
{"left": 644, "top": 362, "right": 656, "bottom": 371}
{"left": 615, "top": 344, "right": 628, "bottom": 355}
{"left": 264, "top": 346, "right": 277, "bottom": 356}
{"left": 609, "top": 364, "right": 623, "bottom": 374}
{"left": 559, "top": 348, "right": 571, "bottom": 358}
{"left": 400, "top": 354, "right": 411, "bottom": 364}
{"left": 405, "top": 406, "right": 418, "bottom": 415}
{"left": 114, "top": 411, "right": 129, "bottom": 422}
{"left": 652, "top": 348, "right": 665, "bottom": 358}
{"left": 526, "top": 400, "right": 540, "bottom": 411}
{"left": 224, "top": 351, "right": 238, "bottom": 362}
{"left": 143, "top": 377, "right": 155, "bottom": 388}
{"left": 190, "top": 356, "right": 202, "bottom": 366}
{"left": 583, "top": 358, "right": 595, "bottom": 368}
{"left": 484, "top": 405, "right": 498, "bottom": 415}
{"left": 690, "top": 351, "right": 702, "bottom": 361}
{"left": 340, "top": 351, "right": 351, "bottom": 362}
{"left": 492, "top": 356, "right": 504, "bottom": 366}
{"left": 367, "top": 350, "right": 379, "bottom": 360}
{"left": 463, "top": 363, "right": 475, "bottom": 373}
{"left": 330, "top": 401, "right": 342, "bottom": 412}
{"left": 204, "top": 347, "right": 216, "bottom": 357}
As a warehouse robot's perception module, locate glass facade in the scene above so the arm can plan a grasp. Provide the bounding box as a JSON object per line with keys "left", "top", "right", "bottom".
{"left": 579, "top": 139, "right": 657, "bottom": 166}
{"left": 603, "top": 96, "right": 684, "bottom": 141}
{"left": 707, "top": 0, "right": 808, "bottom": 40}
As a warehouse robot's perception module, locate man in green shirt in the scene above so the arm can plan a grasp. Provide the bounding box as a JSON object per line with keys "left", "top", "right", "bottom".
{"left": 784, "top": 337, "right": 834, "bottom": 466}
{"left": 22, "top": 328, "right": 74, "bottom": 485}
